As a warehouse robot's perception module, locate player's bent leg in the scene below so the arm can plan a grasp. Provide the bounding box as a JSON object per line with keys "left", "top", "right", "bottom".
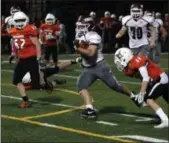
{"left": 77, "top": 70, "right": 97, "bottom": 119}
{"left": 146, "top": 99, "right": 168, "bottom": 128}
{"left": 138, "top": 44, "right": 150, "bottom": 57}
{"left": 13, "top": 62, "right": 30, "bottom": 108}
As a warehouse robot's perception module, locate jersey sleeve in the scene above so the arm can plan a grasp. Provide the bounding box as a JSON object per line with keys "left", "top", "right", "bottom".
{"left": 131, "top": 56, "right": 147, "bottom": 70}
{"left": 28, "top": 25, "right": 38, "bottom": 37}
{"left": 122, "top": 15, "right": 131, "bottom": 26}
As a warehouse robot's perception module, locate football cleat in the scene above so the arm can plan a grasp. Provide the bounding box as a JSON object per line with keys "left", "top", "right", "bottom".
{"left": 41, "top": 79, "right": 54, "bottom": 94}
{"left": 80, "top": 108, "right": 98, "bottom": 120}
{"left": 154, "top": 120, "right": 169, "bottom": 129}
{"left": 18, "top": 101, "right": 30, "bottom": 108}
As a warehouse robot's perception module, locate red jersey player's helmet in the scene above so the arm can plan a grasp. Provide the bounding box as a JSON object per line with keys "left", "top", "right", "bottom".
{"left": 13, "top": 11, "right": 29, "bottom": 29}
{"left": 114, "top": 48, "right": 134, "bottom": 71}
{"left": 45, "top": 13, "right": 56, "bottom": 25}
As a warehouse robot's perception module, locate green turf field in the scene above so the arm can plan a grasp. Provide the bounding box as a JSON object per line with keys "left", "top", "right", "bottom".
{"left": 1, "top": 54, "right": 169, "bottom": 143}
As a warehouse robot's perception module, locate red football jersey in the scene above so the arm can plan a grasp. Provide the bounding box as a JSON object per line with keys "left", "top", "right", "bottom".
{"left": 40, "top": 23, "right": 60, "bottom": 46}
{"left": 8, "top": 25, "right": 38, "bottom": 59}
{"left": 124, "top": 55, "right": 164, "bottom": 82}
{"left": 100, "top": 17, "right": 113, "bottom": 29}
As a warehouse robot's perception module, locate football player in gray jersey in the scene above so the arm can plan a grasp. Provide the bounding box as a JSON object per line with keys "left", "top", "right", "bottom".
{"left": 116, "top": 3, "right": 156, "bottom": 58}
{"left": 74, "top": 17, "right": 137, "bottom": 119}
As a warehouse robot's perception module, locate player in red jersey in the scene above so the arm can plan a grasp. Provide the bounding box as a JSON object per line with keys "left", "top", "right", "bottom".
{"left": 39, "top": 13, "right": 60, "bottom": 67}
{"left": 114, "top": 47, "right": 168, "bottom": 128}
{"left": 8, "top": 11, "right": 54, "bottom": 108}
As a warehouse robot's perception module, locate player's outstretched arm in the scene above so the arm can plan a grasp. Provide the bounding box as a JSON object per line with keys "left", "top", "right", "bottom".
{"left": 149, "top": 26, "right": 156, "bottom": 48}
{"left": 116, "top": 26, "right": 127, "bottom": 39}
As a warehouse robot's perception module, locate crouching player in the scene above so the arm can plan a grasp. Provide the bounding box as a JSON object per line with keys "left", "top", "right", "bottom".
{"left": 114, "top": 47, "right": 168, "bottom": 128}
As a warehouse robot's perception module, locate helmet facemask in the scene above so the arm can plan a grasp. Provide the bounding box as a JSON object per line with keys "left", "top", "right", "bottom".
{"left": 45, "top": 18, "right": 55, "bottom": 25}
{"left": 14, "top": 19, "right": 28, "bottom": 29}
{"left": 130, "top": 8, "right": 143, "bottom": 20}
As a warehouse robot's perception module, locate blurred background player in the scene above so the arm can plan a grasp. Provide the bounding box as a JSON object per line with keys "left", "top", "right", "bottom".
{"left": 39, "top": 13, "right": 60, "bottom": 67}
{"left": 114, "top": 47, "right": 168, "bottom": 128}
{"left": 99, "top": 11, "right": 113, "bottom": 52}
{"left": 146, "top": 11, "right": 167, "bottom": 65}
{"left": 116, "top": 3, "right": 156, "bottom": 58}
{"left": 2, "top": 5, "right": 21, "bottom": 63}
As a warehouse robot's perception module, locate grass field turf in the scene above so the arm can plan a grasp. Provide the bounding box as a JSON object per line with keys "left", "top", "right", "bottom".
{"left": 1, "top": 54, "right": 169, "bottom": 143}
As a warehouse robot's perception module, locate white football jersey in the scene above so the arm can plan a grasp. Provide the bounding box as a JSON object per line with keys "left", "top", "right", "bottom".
{"left": 75, "top": 22, "right": 89, "bottom": 40}
{"left": 79, "top": 31, "right": 104, "bottom": 67}
{"left": 122, "top": 15, "right": 154, "bottom": 48}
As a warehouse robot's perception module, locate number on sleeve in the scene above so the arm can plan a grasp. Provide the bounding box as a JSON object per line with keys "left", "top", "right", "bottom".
{"left": 14, "top": 39, "right": 26, "bottom": 49}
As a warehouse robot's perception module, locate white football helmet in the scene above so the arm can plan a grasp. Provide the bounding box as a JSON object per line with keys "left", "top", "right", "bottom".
{"left": 13, "top": 11, "right": 29, "bottom": 29}
{"left": 114, "top": 48, "right": 133, "bottom": 71}
{"left": 155, "top": 12, "right": 161, "bottom": 18}
{"left": 130, "top": 3, "right": 143, "bottom": 20}
{"left": 104, "top": 11, "right": 111, "bottom": 18}
{"left": 90, "top": 11, "right": 96, "bottom": 18}
{"left": 45, "top": 13, "right": 56, "bottom": 25}
{"left": 118, "top": 15, "right": 124, "bottom": 22}
{"left": 22, "top": 72, "right": 31, "bottom": 84}
{"left": 111, "top": 14, "right": 116, "bottom": 19}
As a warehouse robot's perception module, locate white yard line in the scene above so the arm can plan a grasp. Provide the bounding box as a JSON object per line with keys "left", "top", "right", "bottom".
{"left": 1, "top": 94, "right": 77, "bottom": 108}
{"left": 112, "top": 135, "right": 168, "bottom": 143}
{"left": 96, "top": 121, "right": 118, "bottom": 126}
{"left": 1, "top": 69, "right": 141, "bottom": 85}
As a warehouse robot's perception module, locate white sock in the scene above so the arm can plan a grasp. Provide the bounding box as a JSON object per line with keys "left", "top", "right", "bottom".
{"left": 86, "top": 104, "right": 93, "bottom": 110}
{"left": 155, "top": 108, "right": 168, "bottom": 122}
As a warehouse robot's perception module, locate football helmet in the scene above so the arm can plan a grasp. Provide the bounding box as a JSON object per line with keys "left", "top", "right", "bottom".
{"left": 45, "top": 13, "right": 56, "bottom": 25}
{"left": 10, "top": 5, "right": 21, "bottom": 16}
{"left": 130, "top": 3, "right": 143, "bottom": 20}
{"left": 90, "top": 11, "right": 96, "bottom": 18}
{"left": 118, "top": 15, "right": 124, "bottom": 22}
{"left": 114, "top": 47, "right": 133, "bottom": 71}
{"left": 155, "top": 12, "right": 161, "bottom": 18}
{"left": 104, "top": 11, "right": 111, "bottom": 18}
{"left": 13, "top": 11, "right": 29, "bottom": 29}
{"left": 22, "top": 72, "right": 31, "bottom": 84}
{"left": 111, "top": 14, "right": 116, "bottom": 19}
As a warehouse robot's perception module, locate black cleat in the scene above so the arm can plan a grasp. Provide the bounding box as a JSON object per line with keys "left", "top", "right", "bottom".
{"left": 80, "top": 108, "right": 98, "bottom": 120}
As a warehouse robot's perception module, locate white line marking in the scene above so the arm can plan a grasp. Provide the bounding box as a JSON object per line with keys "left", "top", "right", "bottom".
{"left": 1, "top": 95, "right": 77, "bottom": 108}
{"left": 114, "top": 113, "right": 155, "bottom": 122}
{"left": 112, "top": 135, "right": 168, "bottom": 143}
{"left": 1, "top": 69, "right": 141, "bottom": 85}
{"left": 96, "top": 121, "right": 118, "bottom": 126}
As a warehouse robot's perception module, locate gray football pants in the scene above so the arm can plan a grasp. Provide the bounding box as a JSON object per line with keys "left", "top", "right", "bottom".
{"left": 76, "top": 60, "right": 125, "bottom": 95}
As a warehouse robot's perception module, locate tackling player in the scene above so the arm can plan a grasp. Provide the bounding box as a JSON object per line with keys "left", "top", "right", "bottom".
{"left": 114, "top": 47, "right": 168, "bottom": 128}
{"left": 39, "top": 13, "right": 60, "bottom": 67}
{"left": 116, "top": 3, "right": 156, "bottom": 57}
{"left": 74, "top": 17, "right": 138, "bottom": 120}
